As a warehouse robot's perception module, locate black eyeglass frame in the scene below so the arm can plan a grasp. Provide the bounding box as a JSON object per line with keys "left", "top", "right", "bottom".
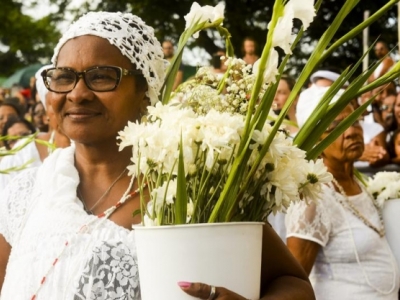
{"left": 41, "top": 65, "right": 142, "bottom": 93}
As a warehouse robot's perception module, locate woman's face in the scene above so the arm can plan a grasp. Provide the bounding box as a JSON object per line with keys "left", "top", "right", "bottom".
{"left": 394, "top": 93, "right": 400, "bottom": 126}
{"left": 7, "top": 122, "right": 32, "bottom": 149}
{"left": 322, "top": 105, "right": 364, "bottom": 163}
{"left": 394, "top": 133, "right": 400, "bottom": 158}
{"left": 32, "top": 102, "right": 47, "bottom": 130}
{"left": 51, "top": 35, "right": 147, "bottom": 145}
{"left": 0, "top": 105, "right": 18, "bottom": 134}
{"left": 273, "top": 79, "right": 291, "bottom": 110}
{"left": 381, "top": 94, "right": 396, "bottom": 130}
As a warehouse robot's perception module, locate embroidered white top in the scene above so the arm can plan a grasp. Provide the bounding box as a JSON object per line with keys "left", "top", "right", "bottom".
{"left": 286, "top": 184, "right": 400, "bottom": 299}
{"left": 0, "top": 145, "right": 141, "bottom": 300}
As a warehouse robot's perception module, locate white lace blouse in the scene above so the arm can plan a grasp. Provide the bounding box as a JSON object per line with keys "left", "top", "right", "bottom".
{"left": 0, "top": 146, "right": 141, "bottom": 300}
{"left": 286, "top": 184, "right": 400, "bottom": 299}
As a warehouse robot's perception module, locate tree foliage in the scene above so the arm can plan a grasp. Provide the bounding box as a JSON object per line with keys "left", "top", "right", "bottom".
{"left": 0, "top": 0, "right": 61, "bottom": 77}
{"left": 3, "top": 0, "right": 398, "bottom": 78}
{"left": 60, "top": 0, "right": 397, "bottom": 74}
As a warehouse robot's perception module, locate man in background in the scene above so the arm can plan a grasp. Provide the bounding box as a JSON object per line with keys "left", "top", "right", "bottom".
{"left": 162, "top": 40, "right": 184, "bottom": 91}
{"left": 241, "top": 37, "right": 259, "bottom": 65}
{"left": 368, "top": 40, "right": 395, "bottom": 83}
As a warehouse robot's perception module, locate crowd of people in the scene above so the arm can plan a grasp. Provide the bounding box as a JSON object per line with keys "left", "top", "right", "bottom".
{"left": 0, "top": 8, "right": 399, "bottom": 300}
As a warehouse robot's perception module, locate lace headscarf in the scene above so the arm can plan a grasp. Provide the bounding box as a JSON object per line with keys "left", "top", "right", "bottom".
{"left": 52, "top": 11, "right": 168, "bottom": 105}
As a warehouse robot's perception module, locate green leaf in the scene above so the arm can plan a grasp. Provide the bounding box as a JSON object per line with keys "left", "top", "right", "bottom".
{"left": 175, "top": 134, "right": 188, "bottom": 224}
{"left": 132, "top": 208, "right": 142, "bottom": 219}
{"left": 0, "top": 159, "right": 34, "bottom": 174}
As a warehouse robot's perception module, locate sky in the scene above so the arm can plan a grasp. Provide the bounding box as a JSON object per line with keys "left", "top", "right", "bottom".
{"left": 21, "top": 0, "right": 85, "bottom": 32}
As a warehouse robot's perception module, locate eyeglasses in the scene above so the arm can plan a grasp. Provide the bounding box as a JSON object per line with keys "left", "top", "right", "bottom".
{"left": 41, "top": 66, "right": 142, "bottom": 93}
{"left": 325, "top": 119, "right": 361, "bottom": 133}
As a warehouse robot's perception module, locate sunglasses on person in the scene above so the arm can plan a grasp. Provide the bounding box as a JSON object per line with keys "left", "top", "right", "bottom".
{"left": 41, "top": 65, "right": 142, "bottom": 93}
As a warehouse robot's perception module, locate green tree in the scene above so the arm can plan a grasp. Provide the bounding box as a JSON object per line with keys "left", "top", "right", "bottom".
{"left": 15, "top": 0, "right": 399, "bottom": 78}
{"left": 0, "top": 0, "right": 60, "bottom": 77}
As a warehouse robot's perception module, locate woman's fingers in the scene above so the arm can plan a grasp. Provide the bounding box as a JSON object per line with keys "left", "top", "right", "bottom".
{"left": 178, "top": 281, "right": 216, "bottom": 299}
{"left": 178, "top": 281, "right": 247, "bottom": 300}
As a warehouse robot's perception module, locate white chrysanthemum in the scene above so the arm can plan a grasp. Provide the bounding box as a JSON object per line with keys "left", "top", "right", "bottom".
{"left": 261, "top": 163, "right": 300, "bottom": 212}
{"left": 305, "top": 159, "right": 333, "bottom": 184}
{"left": 198, "top": 110, "right": 244, "bottom": 170}
{"left": 376, "top": 183, "right": 399, "bottom": 205}
{"left": 151, "top": 178, "right": 178, "bottom": 208}
{"left": 300, "top": 159, "right": 333, "bottom": 202}
{"left": 367, "top": 172, "right": 400, "bottom": 207}
{"left": 367, "top": 171, "right": 400, "bottom": 196}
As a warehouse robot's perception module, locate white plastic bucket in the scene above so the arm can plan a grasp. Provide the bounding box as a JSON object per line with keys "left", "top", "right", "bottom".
{"left": 133, "top": 222, "right": 263, "bottom": 300}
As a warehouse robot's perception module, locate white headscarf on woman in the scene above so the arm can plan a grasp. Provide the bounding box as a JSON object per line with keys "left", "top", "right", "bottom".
{"left": 51, "top": 12, "right": 168, "bottom": 105}
{"left": 35, "top": 65, "right": 52, "bottom": 109}
{"left": 295, "top": 84, "right": 345, "bottom": 128}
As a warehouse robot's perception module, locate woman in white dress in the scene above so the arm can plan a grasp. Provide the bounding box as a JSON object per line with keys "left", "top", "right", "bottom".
{"left": 0, "top": 66, "right": 70, "bottom": 190}
{"left": 0, "top": 11, "right": 314, "bottom": 300}
{"left": 286, "top": 104, "right": 400, "bottom": 299}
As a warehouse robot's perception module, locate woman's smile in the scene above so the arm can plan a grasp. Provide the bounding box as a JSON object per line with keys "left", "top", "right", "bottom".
{"left": 65, "top": 108, "right": 101, "bottom": 121}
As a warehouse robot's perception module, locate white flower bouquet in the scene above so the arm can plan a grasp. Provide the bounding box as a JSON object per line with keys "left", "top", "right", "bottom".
{"left": 367, "top": 171, "right": 400, "bottom": 208}
{"left": 119, "top": 0, "right": 400, "bottom": 226}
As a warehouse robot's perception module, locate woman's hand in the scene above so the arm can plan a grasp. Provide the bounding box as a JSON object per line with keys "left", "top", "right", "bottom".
{"left": 178, "top": 281, "right": 249, "bottom": 300}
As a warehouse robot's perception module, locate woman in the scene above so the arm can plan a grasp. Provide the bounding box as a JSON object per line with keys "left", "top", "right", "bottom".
{"left": 1, "top": 116, "right": 36, "bottom": 150}
{"left": 0, "top": 101, "right": 22, "bottom": 136}
{"left": 388, "top": 128, "right": 400, "bottom": 164}
{"left": 286, "top": 104, "right": 400, "bottom": 299}
{"left": 0, "top": 67, "right": 70, "bottom": 190}
{"left": 31, "top": 101, "right": 49, "bottom": 133}
{"left": 0, "top": 12, "right": 314, "bottom": 300}
{"left": 272, "top": 74, "right": 298, "bottom": 136}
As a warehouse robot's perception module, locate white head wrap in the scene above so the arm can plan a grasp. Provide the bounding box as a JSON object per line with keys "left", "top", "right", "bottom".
{"left": 51, "top": 11, "right": 168, "bottom": 104}
{"left": 296, "top": 84, "right": 345, "bottom": 128}
{"left": 310, "top": 70, "right": 349, "bottom": 87}
{"left": 35, "top": 65, "right": 52, "bottom": 109}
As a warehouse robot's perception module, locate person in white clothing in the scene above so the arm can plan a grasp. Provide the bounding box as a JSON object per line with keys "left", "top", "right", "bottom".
{"left": 0, "top": 66, "right": 70, "bottom": 190}
{"left": 0, "top": 11, "right": 315, "bottom": 300}
{"left": 286, "top": 102, "right": 400, "bottom": 299}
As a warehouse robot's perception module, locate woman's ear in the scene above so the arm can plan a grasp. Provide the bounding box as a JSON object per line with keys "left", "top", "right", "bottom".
{"left": 139, "top": 95, "right": 150, "bottom": 119}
